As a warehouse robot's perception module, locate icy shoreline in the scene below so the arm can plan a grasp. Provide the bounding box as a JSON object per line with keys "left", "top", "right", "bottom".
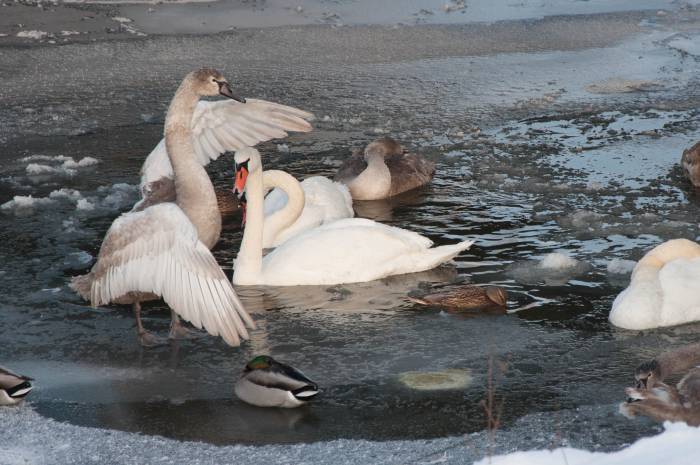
{"left": 1, "top": 406, "right": 695, "bottom": 465}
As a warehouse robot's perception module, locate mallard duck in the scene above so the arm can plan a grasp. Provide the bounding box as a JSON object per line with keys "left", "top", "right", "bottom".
{"left": 622, "top": 342, "right": 700, "bottom": 425}
{"left": 681, "top": 140, "right": 700, "bottom": 187}
{"left": 334, "top": 137, "right": 435, "bottom": 200}
{"left": 234, "top": 355, "right": 318, "bottom": 408}
{"left": 0, "top": 366, "right": 33, "bottom": 406}
{"left": 408, "top": 285, "right": 508, "bottom": 310}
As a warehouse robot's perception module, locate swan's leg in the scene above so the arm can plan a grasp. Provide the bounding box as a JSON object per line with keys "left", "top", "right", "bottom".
{"left": 168, "top": 310, "right": 203, "bottom": 340}
{"left": 133, "top": 301, "right": 166, "bottom": 347}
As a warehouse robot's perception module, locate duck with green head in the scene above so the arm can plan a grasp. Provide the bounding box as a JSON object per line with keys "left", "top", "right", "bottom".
{"left": 235, "top": 355, "right": 319, "bottom": 408}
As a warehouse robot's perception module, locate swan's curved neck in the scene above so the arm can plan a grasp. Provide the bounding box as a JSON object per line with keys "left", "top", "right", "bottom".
{"left": 233, "top": 163, "right": 265, "bottom": 284}
{"left": 262, "top": 170, "right": 305, "bottom": 247}
{"left": 164, "top": 81, "right": 220, "bottom": 248}
{"left": 349, "top": 153, "right": 392, "bottom": 200}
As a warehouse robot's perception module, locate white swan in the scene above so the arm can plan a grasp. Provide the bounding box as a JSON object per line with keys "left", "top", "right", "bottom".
{"left": 609, "top": 239, "right": 700, "bottom": 330}
{"left": 133, "top": 98, "right": 314, "bottom": 212}
{"left": 261, "top": 173, "right": 353, "bottom": 248}
{"left": 71, "top": 68, "right": 255, "bottom": 347}
{"left": 230, "top": 147, "right": 473, "bottom": 286}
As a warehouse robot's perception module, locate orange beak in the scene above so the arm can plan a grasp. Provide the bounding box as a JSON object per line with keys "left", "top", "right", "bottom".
{"left": 234, "top": 166, "right": 249, "bottom": 197}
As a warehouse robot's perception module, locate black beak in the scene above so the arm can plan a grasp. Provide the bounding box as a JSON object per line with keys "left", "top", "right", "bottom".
{"left": 218, "top": 81, "right": 246, "bottom": 103}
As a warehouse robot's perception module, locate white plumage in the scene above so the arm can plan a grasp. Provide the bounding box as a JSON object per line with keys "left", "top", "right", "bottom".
{"left": 609, "top": 239, "right": 700, "bottom": 330}
{"left": 263, "top": 176, "right": 354, "bottom": 248}
{"left": 139, "top": 99, "right": 313, "bottom": 191}
{"left": 90, "top": 204, "right": 254, "bottom": 346}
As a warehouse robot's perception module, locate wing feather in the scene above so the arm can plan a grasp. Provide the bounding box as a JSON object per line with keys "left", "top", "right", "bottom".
{"left": 89, "top": 204, "right": 254, "bottom": 346}
{"left": 140, "top": 99, "right": 314, "bottom": 188}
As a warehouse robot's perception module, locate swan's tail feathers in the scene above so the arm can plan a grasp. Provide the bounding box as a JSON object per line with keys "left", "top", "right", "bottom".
{"left": 69, "top": 273, "right": 93, "bottom": 302}
{"left": 413, "top": 240, "right": 475, "bottom": 271}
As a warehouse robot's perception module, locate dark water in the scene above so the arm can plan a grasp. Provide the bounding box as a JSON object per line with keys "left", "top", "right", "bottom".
{"left": 1, "top": 7, "right": 700, "bottom": 457}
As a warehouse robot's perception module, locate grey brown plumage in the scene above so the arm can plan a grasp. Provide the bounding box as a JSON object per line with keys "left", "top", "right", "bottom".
{"left": 408, "top": 285, "right": 508, "bottom": 310}
{"left": 334, "top": 137, "right": 435, "bottom": 200}
{"left": 215, "top": 188, "right": 240, "bottom": 220}
{"left": 681, "top": 141, "right": 700, "bottom": 187}
{"left": 622, "top": 342, "right": 700, "bottom": 425}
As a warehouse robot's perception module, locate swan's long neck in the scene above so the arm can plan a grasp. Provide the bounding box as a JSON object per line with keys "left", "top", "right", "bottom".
{"left": 233, "top": 163, "right": 265, "bottom": 285}
{"left": 262, "top": 170, "right": 306, "bottom": 247}
{"left": 348, "top": 153, "right": 392, "bottom": 200}
{"left": 164, "top": 81, "right": 221, "bottom": 248}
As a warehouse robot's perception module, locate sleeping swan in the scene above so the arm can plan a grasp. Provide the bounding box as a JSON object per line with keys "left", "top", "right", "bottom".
{"left": 609, "top": 238, "right": 700, "bottom": 330}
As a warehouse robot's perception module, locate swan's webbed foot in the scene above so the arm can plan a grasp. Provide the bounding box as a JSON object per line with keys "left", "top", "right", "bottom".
{"left": 168, "top": 311, "right": 204, "bottom": 340}
{"left": 138, "top": 330, "right": 168, "bottom": 348}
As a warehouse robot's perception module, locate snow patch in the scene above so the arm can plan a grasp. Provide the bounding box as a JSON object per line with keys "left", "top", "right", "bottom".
{"left": 477, "top": 421, "right": 700, "bottom": 465}
{"left": 61, "top": 157, "right": 99, "bottom": 169}
{"left": 16, "top": 30, "right": 48, "bottom": 40}
{"left": 49, "top": 188, "right": 83, "bottom": 202}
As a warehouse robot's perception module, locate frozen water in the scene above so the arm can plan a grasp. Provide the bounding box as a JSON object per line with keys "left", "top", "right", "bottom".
{"left": 1, "top": 2, "right": 700, "bottom": 463}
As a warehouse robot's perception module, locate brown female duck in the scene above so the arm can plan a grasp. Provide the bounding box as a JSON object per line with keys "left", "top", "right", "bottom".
{"left": 408, "top": 285, "right": 508, "bottom": 311}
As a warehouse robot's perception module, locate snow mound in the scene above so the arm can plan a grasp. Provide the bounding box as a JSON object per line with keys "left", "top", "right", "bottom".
{"left": 16, "top": 30, "right": 48, "bottom": 39}
{"left": 26, "top": 163, "right": 76, "bottom": 177}
{"left": 539, "top": 252, "right": 579, "bottom": 270}
{"left": 508, "top": 253, "right": 589, "bottom": 285}
{"left": 1, "top": 195, "right": 55, "bottom": 214}
{"left": 25, "top": 156, "right": 98, "bottom": 177}
{"left": 607, "top": 259, "right": 636, "bottom": 275}
{"left": 477, "top": 422, "right": 700, "bottom": 465}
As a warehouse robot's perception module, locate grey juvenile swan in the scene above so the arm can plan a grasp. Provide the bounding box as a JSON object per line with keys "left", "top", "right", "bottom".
{"left": 71, "top": 68, "right": 255, "bottom": 347}
{"left": 334, "top": 137, "right": 435, "bottom": 201}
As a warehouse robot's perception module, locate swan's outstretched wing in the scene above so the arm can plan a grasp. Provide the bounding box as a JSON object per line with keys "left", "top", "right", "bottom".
{"left": 90, "top": 203, "right": 255, "bottom": 346}
{"left": 140, "top": 99, "right": 314, "bottom": 189}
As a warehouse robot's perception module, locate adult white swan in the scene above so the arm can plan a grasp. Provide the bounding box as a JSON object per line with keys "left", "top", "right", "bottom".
{"left": 133, "top": 97, "right": 314, "bottom": 212}
{"left": 609, "top": 239, "right": 700, "bottom": 330}
{"left": 261, "top": 172, "right": 353, "bottom": 248}
{"left": 230, "top": 147, "right": 473, "bottom": 286}
{"left": 71, "top": 68, "right": 255, "bottom": 347}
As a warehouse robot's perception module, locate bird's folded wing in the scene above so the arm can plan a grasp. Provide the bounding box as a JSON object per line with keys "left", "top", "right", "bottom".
{"left": 90, "top": 204, "right": 255, "bottom": 346}
{"left": 140, "top": 99, "right": 314, "bottom": 188}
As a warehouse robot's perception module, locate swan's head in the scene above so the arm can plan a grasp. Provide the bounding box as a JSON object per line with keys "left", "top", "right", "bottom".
{"left": 364, "top": 137, "right": 406, "bottom": 160}
{"left": 233, "top": 147, "right": 262, "bottom": 197}
{"left": 189, "top": 68, "right": 246, "bottom": 102}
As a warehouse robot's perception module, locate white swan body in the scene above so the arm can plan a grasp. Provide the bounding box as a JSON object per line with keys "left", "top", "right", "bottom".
{"left": 231, "top": 148, "right": 473, "bottom": 286}
{"left": 134, "top": 99, "right": 314, "bottom": 211}
{"left": 609, "top": 239, "right": 700, "bottom": 330}
{"left": 263, "top": 175, "right": 353, "bottom": 248}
